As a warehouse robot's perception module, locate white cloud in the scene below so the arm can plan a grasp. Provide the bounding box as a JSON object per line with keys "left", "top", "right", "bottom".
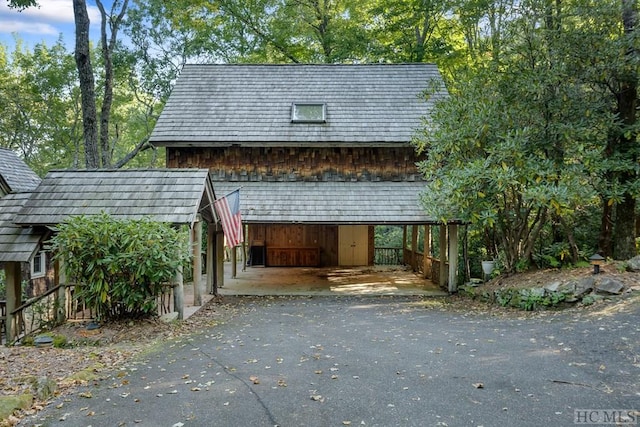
{"left": 0, "top": 0, "right": 101, "bottom": 35}
{"left": 0, "top": 19, "right": 59, "bottom": 35}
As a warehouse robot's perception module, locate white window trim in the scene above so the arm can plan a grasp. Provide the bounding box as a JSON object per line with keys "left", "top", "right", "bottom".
{"left": 291, "top": 102, "right": 326, "bottom": 123}
{"left": 30, "top": 250, "right": 46, "bottom": 279}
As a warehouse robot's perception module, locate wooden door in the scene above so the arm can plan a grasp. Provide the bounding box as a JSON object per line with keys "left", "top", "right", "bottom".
{"left": 338, "top": 225, "right": 368, "bottom": 266}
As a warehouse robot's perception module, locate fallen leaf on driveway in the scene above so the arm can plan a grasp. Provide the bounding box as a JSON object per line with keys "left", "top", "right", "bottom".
{"left": 250, "top": 375, "right": 260, "bottom": 384}
{"left": 472, "top": 383, "right": 484, "bottom": 389}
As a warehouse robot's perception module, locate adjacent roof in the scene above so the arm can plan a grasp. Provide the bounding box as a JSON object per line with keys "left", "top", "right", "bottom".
{"left": 213, "top": 181, "right": 439, "bottom": 225}
{"left": 0, "top": 193, "right": 46, "bottom": 262}
{"left": 13, "top": 169, "right": 216, "bottom": 227}
{"left": 0, "top": 148, "right": 41, "bottom": 193}
{"left": 150, "top": 63, "right": 447, "bottom": 147}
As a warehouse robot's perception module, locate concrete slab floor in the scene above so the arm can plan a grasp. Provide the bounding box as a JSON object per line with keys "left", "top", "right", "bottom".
{"left": 181, "top": 262, "right": 446, "bottom": 319}
{"left": 217, "top": 262, "right": 446, "bottom": 297}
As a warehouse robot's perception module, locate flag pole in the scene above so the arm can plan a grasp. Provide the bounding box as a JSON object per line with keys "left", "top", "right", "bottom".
{"left": 217, "top": 186, "right": 243, "bottom": 200}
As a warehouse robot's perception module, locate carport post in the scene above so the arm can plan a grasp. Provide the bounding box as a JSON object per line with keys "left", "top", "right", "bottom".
{"left": 173, "top": 264, "right": 184, "bottom": 320}
{"left": 447, "top": 224, "right": 459, "bottom": 293}
{"left": 411, "top": 225, "right": 418, "bottom": 272}
{"left": 216, "top": 230, "right": 225, "bottom": 289}
{"left": 231, "top": 246, "right": 237, "bottom": 278}
{"left": 192, "top": 216, "right": 202, "bottom": 306}
{"left": 439, "top": 225, "right": 447, "bottom": 289}
{"left": 206, "top": 222, "right": 215, "bottom": 295}
{"left": 422, "top": 225, "right": 431, "bottom": 279}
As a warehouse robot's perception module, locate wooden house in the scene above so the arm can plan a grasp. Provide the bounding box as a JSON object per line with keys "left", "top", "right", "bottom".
{"left": 150, "top": 64, "right": 462, "bottom": 291}
{"left": 0, "top": 168, "right": 217, "bottom": 343}
{"left": 0, "top": 148, "right": 45, "bottom": 343}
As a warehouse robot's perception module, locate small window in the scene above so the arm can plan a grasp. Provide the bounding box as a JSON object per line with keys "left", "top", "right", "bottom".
{"left": 31, "top": 251, "right": 46, "bottom": 279}
{"left": 291, "top": 103, "right": 326, "bottom": 123}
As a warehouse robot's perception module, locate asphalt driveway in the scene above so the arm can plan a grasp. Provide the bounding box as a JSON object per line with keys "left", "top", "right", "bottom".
{"left": 21, "top": 296, "right": 640, "bottom": 427}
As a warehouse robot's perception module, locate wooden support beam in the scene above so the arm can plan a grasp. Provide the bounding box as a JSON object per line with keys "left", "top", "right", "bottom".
{"left": 55, "top": 258, "right": 66, "bottom": 324}
{"left": 231, "top": 246, "right": 237, "bottom": 278}
{"left": 447, "top": 224, "right": 459, "bottom": 293}
{"left": 206, "top": 223, "right": 215, "bottom": 295}
{"left": 439, "top": 225, "right": 447, "bottom": 289}
{"left": 4, "top": 262, "right": 21, "bottom": 344}
{"left": 216, "top": 230, "right": 225, "bottom": 289}
{"left": 423, "top": 225, "right": 431, "bottom": 279}
{"left": 173, "top": 264, "right": 184, "bottom": 320}
{"left": 411, "top": 225, "right": 418, "bottom": 272}
{"left": 192, "top": 217, "right": 203, "bottom": 306}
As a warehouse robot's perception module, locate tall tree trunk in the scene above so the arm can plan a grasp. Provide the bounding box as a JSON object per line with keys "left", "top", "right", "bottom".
{"left": 613, "top": 0, "right": 638, "bottom": 260}
{"left": 97, "top": 0, "right": 113, "bottom": 169}
{"left": 598, "top": 198, "right": 613, "bottom": 256}
{"left": 96, "top": 0, "right": 128, "bottom": 169}
{"left": 73, "top": 0, "right": 99, "bottom": 169}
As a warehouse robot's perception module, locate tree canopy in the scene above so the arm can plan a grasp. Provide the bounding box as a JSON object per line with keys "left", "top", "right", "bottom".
{"left": 2, "top": 0, "right": 638, "bottom": 269}
{"left": 414, "top": 0, "right": 638, "bottom": 269}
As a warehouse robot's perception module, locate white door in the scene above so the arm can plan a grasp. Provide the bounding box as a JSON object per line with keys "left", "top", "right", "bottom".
{"left": 338, "top": 225, "right": 368, "bottom": 266}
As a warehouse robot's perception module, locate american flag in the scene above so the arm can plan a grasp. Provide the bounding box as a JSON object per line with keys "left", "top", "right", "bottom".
{"left": 213, "top": 189, "right": 244, "bottom": 248}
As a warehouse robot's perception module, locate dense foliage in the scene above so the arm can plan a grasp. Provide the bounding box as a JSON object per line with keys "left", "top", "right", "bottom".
{"left": 2, "top": 0, "right": 638, "bottom": 275}
{"left": 414, "top": 0, "right": 638, "bottom": 272}
{"left": 49, "top": 213, "right": 188, "bottom": 320}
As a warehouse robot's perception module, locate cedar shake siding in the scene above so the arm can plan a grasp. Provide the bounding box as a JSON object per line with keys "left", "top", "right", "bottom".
{"left": 167, "top": 146, "right": 423, "bottom": 182}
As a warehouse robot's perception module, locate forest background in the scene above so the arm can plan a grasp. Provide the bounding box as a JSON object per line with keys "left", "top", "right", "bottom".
{"left": 2, "top": 0, "right": 638, "bottom": 277}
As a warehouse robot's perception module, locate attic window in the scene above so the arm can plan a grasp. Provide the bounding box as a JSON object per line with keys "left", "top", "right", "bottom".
{"left": 291, "top": 103, "right": 326, "bottom": 123}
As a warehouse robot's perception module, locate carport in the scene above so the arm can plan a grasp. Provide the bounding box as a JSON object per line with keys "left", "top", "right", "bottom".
{"left": 213, "top": 181, "right": 462, "bottom": 294}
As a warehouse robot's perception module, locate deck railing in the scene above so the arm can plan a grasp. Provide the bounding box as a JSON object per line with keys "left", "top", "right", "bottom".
{"left": 374, "top": 247, "right": 403, "bottom": 265}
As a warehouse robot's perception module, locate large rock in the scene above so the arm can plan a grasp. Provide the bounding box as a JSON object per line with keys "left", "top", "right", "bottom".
{"left": 564, "top": 277, "right": 595, "bottom": 300}
{"left": 544, "top": 281, "right": 562, "bottom": 293}
{"left": 595, "top": 277, "right": 625, "bottom": 295}
{"left": 627, "top": 255, "right": 640, "bottom": 272}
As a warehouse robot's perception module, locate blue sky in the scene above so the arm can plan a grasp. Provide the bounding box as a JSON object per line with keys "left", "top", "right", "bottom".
{"left": 0, "top": 0, "right": 105, "bottom": 51}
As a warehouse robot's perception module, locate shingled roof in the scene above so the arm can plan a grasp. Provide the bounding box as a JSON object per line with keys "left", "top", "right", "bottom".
{"left": 150, "top": 63, "right": 447, "bottom": 146}
{"left": 0, "top": 148, "right": 41, "bottom": 193}
{"left": 213, "top": 181, "right": 442, "bottom": 225}
{"left": 0, "top": 193, "right": 46, "bottom": 262}
{"left": 13, "top": 169, "right": 216, "bottom": 227}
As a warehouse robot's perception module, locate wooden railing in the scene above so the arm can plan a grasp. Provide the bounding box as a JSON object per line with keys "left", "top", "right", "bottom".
{"left": 374, "top": 247, "right": 403, "bottom": 265}
{"left": 8, "top": 285, "right": 64, "bottom": 345}
{"left": 5, "top": 283, "right": 175, "bottom": 345}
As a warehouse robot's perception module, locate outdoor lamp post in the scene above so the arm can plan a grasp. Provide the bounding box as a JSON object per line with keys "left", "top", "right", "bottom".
{"left": 589, "top": 253, "right": 605, "bottom": 275}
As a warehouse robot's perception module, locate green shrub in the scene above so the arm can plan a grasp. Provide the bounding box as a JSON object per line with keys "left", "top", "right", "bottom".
{"left": 49, "top": 213, "right": 188, "bottom": 321}
{"left": 52, "top": 334, "right": 68, "bottom": 348}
